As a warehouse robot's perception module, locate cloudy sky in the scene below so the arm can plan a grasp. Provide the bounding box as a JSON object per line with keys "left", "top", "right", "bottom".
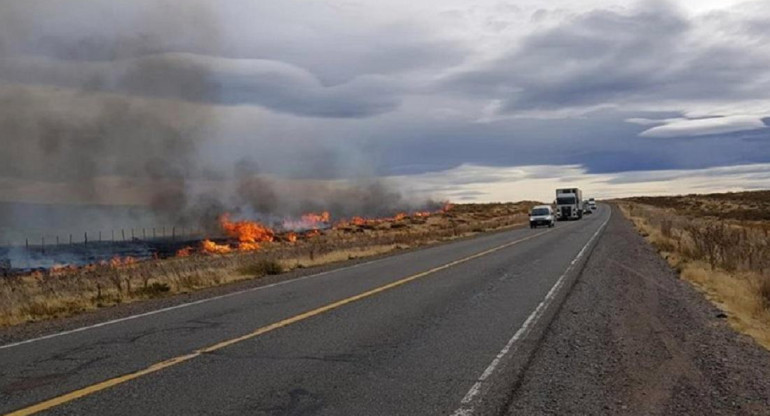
{"left": 1, "top": 0, "right": 769, "bottom": 205}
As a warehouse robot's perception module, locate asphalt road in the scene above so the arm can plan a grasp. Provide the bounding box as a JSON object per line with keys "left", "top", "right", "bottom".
{"left": 0, "top": 206, "right": 610, "bottom": 416}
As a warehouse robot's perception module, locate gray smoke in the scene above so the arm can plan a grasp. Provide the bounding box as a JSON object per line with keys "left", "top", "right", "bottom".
{"left": 0, "top": 0, "right": 436, "bottom": 250}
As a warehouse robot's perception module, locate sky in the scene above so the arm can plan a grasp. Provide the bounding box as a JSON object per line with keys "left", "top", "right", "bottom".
{"left": 1, "top": 0, "right": 769, "bottom": 206}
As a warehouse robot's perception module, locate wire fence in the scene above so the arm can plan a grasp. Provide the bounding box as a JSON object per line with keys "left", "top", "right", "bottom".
{"left": 1, "top": 226, "right": 209, "bottom": 251}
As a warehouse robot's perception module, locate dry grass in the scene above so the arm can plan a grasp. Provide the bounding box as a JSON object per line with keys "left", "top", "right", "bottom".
{"left": 617, "top": 192, "right": 770, "bottom": 350}
{"left": 0, "top": 201, "right": 537, "bottom": 327}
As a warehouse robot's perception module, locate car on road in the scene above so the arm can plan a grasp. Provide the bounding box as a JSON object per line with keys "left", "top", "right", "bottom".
{"left": 529, "top": 205, "right": 555, "bottom": 228}
{"left": 588, "top": 198, "right": 597, "bottom": 210}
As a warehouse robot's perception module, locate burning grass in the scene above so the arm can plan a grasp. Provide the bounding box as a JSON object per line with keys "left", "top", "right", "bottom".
{"left": 0, "top": 201, "right": 536, "bottom": 327}
{"left": 617, "top": 191, "right": 770, "bottom": 349}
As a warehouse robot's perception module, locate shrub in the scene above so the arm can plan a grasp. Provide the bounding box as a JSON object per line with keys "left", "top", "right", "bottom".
{"left": 239, "top": 259, "right": 283, "bottom": 277}
{"left": 759, "top": 276, "right": 770, "bottom": 311}
{"left": 137, "top": 282, "right": 171, "bottom": 297}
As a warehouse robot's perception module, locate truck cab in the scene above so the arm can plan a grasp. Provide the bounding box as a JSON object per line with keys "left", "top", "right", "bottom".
{"left": 555, "top": 188, "right": 583, "bottom": 221}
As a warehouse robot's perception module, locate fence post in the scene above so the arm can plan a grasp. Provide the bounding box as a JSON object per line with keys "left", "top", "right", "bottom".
{"left": 122, "top": 229, "right": 126, "bottom": 241}
{"left": 84, "top": 232, "right": 88, "bottom": 246}
{"left": 25, "top": 238, "right": 28, "bottom": 250}
{"left": 172, "top": 226, "right": 176, "bottom": 241}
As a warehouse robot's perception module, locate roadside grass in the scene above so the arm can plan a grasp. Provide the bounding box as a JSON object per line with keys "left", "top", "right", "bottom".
{"left": 0, "top": 202, "right": 537, "bottom": 328}
{"left": 617, "top": 197, "right": 770, "bottom": 350}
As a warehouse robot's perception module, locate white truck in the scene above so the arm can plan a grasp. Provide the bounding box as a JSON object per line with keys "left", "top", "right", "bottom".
{"left": 555, "top": 188, "right": 583, "bottom": 221}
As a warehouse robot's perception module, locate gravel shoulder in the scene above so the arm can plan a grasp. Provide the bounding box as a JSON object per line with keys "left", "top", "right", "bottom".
{"left": 507, "top": 204, "right": 770, "bottom": 415}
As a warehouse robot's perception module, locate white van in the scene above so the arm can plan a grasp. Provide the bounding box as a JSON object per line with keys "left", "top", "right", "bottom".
{"left": 529, "top": 205, "right": 555, "bottom": 228}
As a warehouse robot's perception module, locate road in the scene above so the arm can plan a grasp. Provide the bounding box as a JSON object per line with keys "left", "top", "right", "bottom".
{"left": 1, "top": 206, "right": 610, "bottom": 415}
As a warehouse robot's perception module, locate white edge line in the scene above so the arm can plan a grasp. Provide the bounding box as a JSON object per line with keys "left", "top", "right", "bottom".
{"left": 0, "top": 222, "right": 548, "bottom": 351}
{"left": 0, "top": 257, "right": 386, "bottom": 351}
{"left": 451, "top": 206, "right": 612, "bottom": 416}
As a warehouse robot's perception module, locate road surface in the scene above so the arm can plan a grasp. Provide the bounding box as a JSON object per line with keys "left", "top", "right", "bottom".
{"left": 1, "top": 206, "right": 611, "bottom": 415}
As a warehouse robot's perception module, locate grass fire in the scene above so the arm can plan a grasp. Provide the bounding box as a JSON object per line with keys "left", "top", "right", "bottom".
{"left": 0, "top": 202, "right": 536, "bottom": 327}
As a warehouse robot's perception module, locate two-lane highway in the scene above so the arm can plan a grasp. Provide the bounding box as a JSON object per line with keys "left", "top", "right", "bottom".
{"left": 1, "top": 206, "right": 610, "bottom": 415}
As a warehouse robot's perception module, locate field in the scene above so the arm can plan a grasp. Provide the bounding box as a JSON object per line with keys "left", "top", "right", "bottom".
{"left": 0, "top": 202, "right": 538, "bottom": 327}
{"left": 617, "top": 191, "right": 770, "bottom": 349}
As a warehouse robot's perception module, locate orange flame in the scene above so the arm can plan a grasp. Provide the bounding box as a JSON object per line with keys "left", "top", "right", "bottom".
{"left": 306, "top": 229, "right": 320, "bottom": 238}
{"left": 107, "top": 256, "right": 136, "bottom": 268}
{"left": 219, "top": 213, "right": 274, "bottom": 251}
{"left": 202, "top": 239, "right": 232, "bottom": 254}
{"left": 176, "top": 246, "right": 194, "bottom": 257}
{"left": 50, "top": 264, "right": 79, "bottom": 276}
{"left": 286, "top": 232, "right": 298, "bottom": 243}
{"left": 301, "top": 211, "right": 330, "bottom": 224}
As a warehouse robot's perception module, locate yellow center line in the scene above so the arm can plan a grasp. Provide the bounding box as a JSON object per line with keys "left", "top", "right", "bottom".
{"left": 5, "top": 228, "right": 556, "bottom": 416}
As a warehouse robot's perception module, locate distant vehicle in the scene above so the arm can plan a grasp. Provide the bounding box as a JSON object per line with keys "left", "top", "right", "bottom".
{"left": 529, "top": 205, "right": 555, "bottom": 228}
{"left": 588, "top": 198, "right": 597, "bottom": 210}
{"left": 555, "top": 188, "right": 583, "bottom": 220}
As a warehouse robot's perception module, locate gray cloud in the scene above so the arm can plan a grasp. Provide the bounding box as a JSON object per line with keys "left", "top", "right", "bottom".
{"left": 1, "top": 0, "right": 769, "bottom": 227}
{"left": 638, "top": 115, "right": 769, "bottom": 138}
{"left": 1, "top": 53, "right": 402, "bottom": 118}
{"left": 443, "top": 1, "right": 770, "bottom": 116}
{"left": 0, "top": 0, "right": 471, "bottom": 119}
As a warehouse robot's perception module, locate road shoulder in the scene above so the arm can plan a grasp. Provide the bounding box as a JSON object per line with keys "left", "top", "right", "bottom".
{"left": 507, "top": 205, "right": 770, "bottom": 415}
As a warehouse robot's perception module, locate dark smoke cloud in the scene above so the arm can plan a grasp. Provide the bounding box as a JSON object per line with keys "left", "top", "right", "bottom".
{"left": 0, "top": 0, "right": 441, "bottom": 245}
{"left": 0, "top": 2, "right": 220, "bottom": 238}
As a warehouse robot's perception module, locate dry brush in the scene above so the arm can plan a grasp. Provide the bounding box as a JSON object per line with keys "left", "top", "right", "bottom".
{"left": 618, "top": 195, "right": 770, "bottom": 349}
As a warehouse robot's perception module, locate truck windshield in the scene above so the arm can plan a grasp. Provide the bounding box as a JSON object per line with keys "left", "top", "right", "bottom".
{"left": 557, "top": 196, "right": 576, "bottom": 205}
{"left": 531, "top": 208, "right": 550, "bottom": 216}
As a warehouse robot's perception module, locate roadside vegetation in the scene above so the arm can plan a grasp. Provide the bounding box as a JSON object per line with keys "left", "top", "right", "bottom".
{"left": 617, "top": 191, "right": 770, "bottom": 349}
{"left": 0, "top": 202, "right": 537, "bottom": 327}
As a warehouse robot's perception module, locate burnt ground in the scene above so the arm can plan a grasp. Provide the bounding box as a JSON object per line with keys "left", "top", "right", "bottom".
{"left": 507, "top": 205, "right": 770, "bottom": 415}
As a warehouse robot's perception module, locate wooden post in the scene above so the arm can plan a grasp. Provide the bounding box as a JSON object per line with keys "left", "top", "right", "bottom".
{"left": 99, "top": 231, "right": 102, "bottom": 242}
{"left": 122, "top": 229, "right": 126, "bottom": 241}
{"left": 56, "top": 235, "right": 59, "bottom": 246}
{"left": 84, "top": 232, "right": 88, "bottom": 246}
{"left": 111, "top": 230, "right": 115, "bottom": 242}
{"left": 131, "top": 228, "right": 135, "bottom": 240}
{"left": 25, "top": 238, "right": 28, "bottom": 250}
{"left": 69, "top": 234, "right": 73, "bottom": 245}
{"left": 172, "top": 226, "right": 176, "bottom": 241}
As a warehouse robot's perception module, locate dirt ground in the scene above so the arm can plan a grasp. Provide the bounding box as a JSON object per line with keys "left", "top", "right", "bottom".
{"left": 507, "top": 205, "right": 770, "bottom": 415}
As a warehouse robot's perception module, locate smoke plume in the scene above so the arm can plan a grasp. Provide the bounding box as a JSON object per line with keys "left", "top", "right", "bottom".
{"left": 0, "top": 0, "right": 435, "bottom": 247}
